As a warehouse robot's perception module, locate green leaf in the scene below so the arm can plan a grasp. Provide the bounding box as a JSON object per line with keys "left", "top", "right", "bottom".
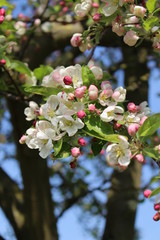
{"left": 82, "top": 66, "right": 97, "bottom": 86}
{"left": 10, "top": 60, "right": 32, "bottom": 77}
{"left": 53, "top": 139, "right": 63, "bottom": 156}
{"left": 143, "top": 147, "right": 160, "bottom": 160}
{"left": 24, "top": 85, "right": 73, "bottom": 97}
{"left": 0, "top": 0, "right": 14, "bottom": 8}
{"left": 143, "top": 16, "right": 159, "bottom": 32}
{"left": 146, "top": 0, "right": 157, "bottom": 13}
{"left": 137, "top": 113, "right": 160, "bottom": 137}
{"left": 83, "top": 115, "right": 124, "bottom": 143}
{"left": 91, "top": 140, "right": 105, "bottom": 156}
{"left": 150, "top": 176, "right": 160, "bottom": 184}
{"left": 149, "top": 186, "right": 160, "bottom": 198}
{"left": 54, "top": 142, "right": 71, "bottom": 159}
{"left": 34, "top": 65, "right": 53, "bottom": 82}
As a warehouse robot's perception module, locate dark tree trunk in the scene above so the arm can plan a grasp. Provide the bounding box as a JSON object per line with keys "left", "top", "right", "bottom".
{"left": 7, "top": 99, "right": 58, "bottom": 240}
{"left": 102, "top": 46, "right": 149, "bottom": 240}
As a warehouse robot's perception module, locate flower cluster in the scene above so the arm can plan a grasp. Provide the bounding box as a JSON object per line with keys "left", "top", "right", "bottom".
{"left": 71, "top": 1, "right": 160, "bottom": 50}
{"left": 0, "top": 8, "right": 5, "bottom": 25}
{"left": 20, "top": 63, "right": 152, "bottom": 170}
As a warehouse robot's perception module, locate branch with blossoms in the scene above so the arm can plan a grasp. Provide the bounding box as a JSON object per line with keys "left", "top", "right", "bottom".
{"left": 71, "top": 0, "right": 160, "bottom": 51}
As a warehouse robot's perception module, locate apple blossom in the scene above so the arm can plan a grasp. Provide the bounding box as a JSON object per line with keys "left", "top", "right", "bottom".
{"left": 133, "top": 6, "right": 146, "bottom": 18}
{"left": 88, "top": 84, "right": 99, "bottom": 100}
{"left": 127, "top": 102, "right": 137, "bottom": 113}
{"left": 99, "top": 89, "right": 113, "bottom": 106}
{"left": 24, "top": 101, "right": 39, "bottom": 121}
{"left": 59, "top": 115, "right": 84, "bottom": 137}
{"left": 70, "top": 33, "right": 82, "bottom": 47}
{"left": 112, "top": 87, "right": 126, "bottom": 102}
{"left": 88, "top": 104, "right": 96, "bottom": 112}
{"left": 71, "top": 147, "right": 81, "bottom": 158}
{"left": 93, "top": 13, "right": 101, "bottom": 22}
{"left": 102, "top": 0, "right": 124, "bottom": 17}
{"left": 74, "top": 0, "right": 92, "bottom": 18}
{"left": 134, "top": 153, "right": 144, "bottom": 163}
{"left": 77, "top": 110, "right": 86, "bottom": 119}
{"left": 100, "top": 105, "right": 124, "bottom": 122}
{"left": 75, "top": 86, "right": 87, "bottom": 99}
{"left": 106, "top": 136, "right": 131, "bottom": 167}
{"left": 123, "top": 30, "right": 139, "bottom": 47}
{"left": 127, "top": 123, "right": 140, "bottom": 136}
{"left": 143, "top": 189, "right": 152, "bottom": 198}
{"left": 78, "top": 138, "right": 86, "bottom": 146}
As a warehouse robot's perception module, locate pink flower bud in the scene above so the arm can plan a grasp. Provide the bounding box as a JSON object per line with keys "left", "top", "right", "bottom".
{"left": 101, "top": 81, "right": 112, "bottom": 90}
{"left": 88, "top": 84, "right": 98, "bottom": 100}
{"left": 60, "top": 1, "right": 65, "bottom": 6}
{"left": 62, "top": 6, "right": 68, "bottom": 13}
{"left": 0, "top": 15, "right": 4, "bottom": 24}
{"left": 78, "top": 138, "right": 86, "bottom": 146}
{"left": 34, "top": 18, "right": 41, "bottom": 27}
{"left": 77, "top": 110, "right": 86, "bottom": 119}
{"left": 63, "top": 76, "right": 72, "bottom": 85}
{"left": 96, "top": 109, "right": 101, "bottom": 115}
{"left": 112, "top": 91, "right": 120, "bottom": 101}
{"left": 127, "top": 102, "right": 137, "bottom": 113}
{"left": 88, "top": 104, "right": 96, "bottom": 112}
{"left": 68, "top": 93, "right": 75, "bottom": 100}
{"left": 93, "top": 13, "right": 101, "bottom": 22}
{"left": 0, "top": 59, "right": 6, "bottom": 65}
{"left": 113, "top": 121, "right": 122, "bottom": 130}
{"left": 139, "top": 116, "right": 147, "bottom": 126}
{"left": 143, "top": 189, "right": 152, "bottom": 198}
{"left": 100, "top": 149, "right": 105, "bottom": 155}
{"left": 128, "top": 123, "right": 140, "bottom": 136}
{"left": 0, "top": 8, "right": 5, "bottom": 16}
{"left": 123, "top": 30, "right": 139, "bottom": 46}
{"left": 75, "top": 86, "right": 86, "bottom": 99}
{"left": 70, "top": 33, "right": 82, "bottom": 47}
{"left": 71, "top": 147, "right": 80, "bottom": 158}
{"left": 134, "top": 153, "right": 144, "bottom": 163}
{"left": 153, "top": 212, "right": 160, "bottom": 221}
{"left": 92, "top": 3, "right": 99, "bottom": 8}
{"left": 154, "top": 203, "right": 160, "bottom": 211}
{"left": 133, "top": 6, "right": 146, "bottom": 18}
{"left": 70, "top": 159, "right": 77, "bottom": 169}
{"left": 19, "top": 135, "right": 27, "bottom": 144}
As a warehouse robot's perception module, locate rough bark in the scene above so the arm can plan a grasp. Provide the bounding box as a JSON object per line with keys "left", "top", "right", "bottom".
{"left": 7, "top": 99, "right": 58, "bottom": 240}
{"left": 102, "top": 46, "right": 149, "bottom": 240}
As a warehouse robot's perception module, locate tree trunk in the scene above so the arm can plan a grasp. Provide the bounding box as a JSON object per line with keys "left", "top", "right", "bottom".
{"left": 102, "top": 46, "right": 149, "bottom": 240}
{"left": 7, "top": 99, "right": 58, "bottom": 240}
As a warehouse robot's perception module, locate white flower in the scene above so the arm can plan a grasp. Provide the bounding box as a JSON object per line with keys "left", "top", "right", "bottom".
{"left": 123, "top": 30, "right": 139, "bottom": 47}
{"left": 100, "top": 105, "right": 124, "bottom": 122}
{"left": 125, "top": 113, "right": 140, "bottom": 126}
{"left": 59, "top": 115, "right": 84, "bottom": 136}
{"left": 24, "top": 101, "right": 39, "bottom": 121}
{"left": 42, "top": 67, "right": 65, "bottom": 87}
{"left": 102, "top": 0, "right": 124, "bottom": 17}
{"left": 41, "top": 95, "right": 60, "bottom": 127}
{"left": 137, "top": 101, "right": 150, "bottom": 118}
{"left": 112, "top": 86, "right": 126, "bottom": 102}
{"left": 59, "top": 64, "right": 83, "bottom": 89}
{"left": 90, "top": 66, "right": 103, "bottom": 80}
{"left": 75, "top": 0, "right": 92, "bottom": 18}
{"left": 15, "top": 21, "right": 26, "bottom": 35}
{"left": 106, "top": 136, "right": 131, "bottom": 167}
{"left": 59, "top": 101, "right": 84, "bottom": 116}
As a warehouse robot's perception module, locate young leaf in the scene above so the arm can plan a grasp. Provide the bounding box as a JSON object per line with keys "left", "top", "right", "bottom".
{"left": 137, "top": 113, "right": 160, "bottom": 137}
{"left": 143, "top": 16, "right": 159, "bottom": 32}
{"left": 146, "top": 0, "right": 157, "bottom": 13}
{"left": 10, "top": 60, "right": 32, "bottom": 77}
{"left": 24, "top": 86, "right": 73, "bottom": 97}
{"left": 54, "top": 142, "right": 71, "bottom": 159}
{"left": 53, "top": 139, "right": 63, "bottom": 156}
{"left": 149, "top": 186, "right": 160, "bottom": 198}
{"left": 143, "top": 147, "right": 160, "bottom": 160}
{"left": 82, "top": 66, "right": 97, "bottom": 86}
{"left": 34, "top": 65, "right": 53, "bottom": 83}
